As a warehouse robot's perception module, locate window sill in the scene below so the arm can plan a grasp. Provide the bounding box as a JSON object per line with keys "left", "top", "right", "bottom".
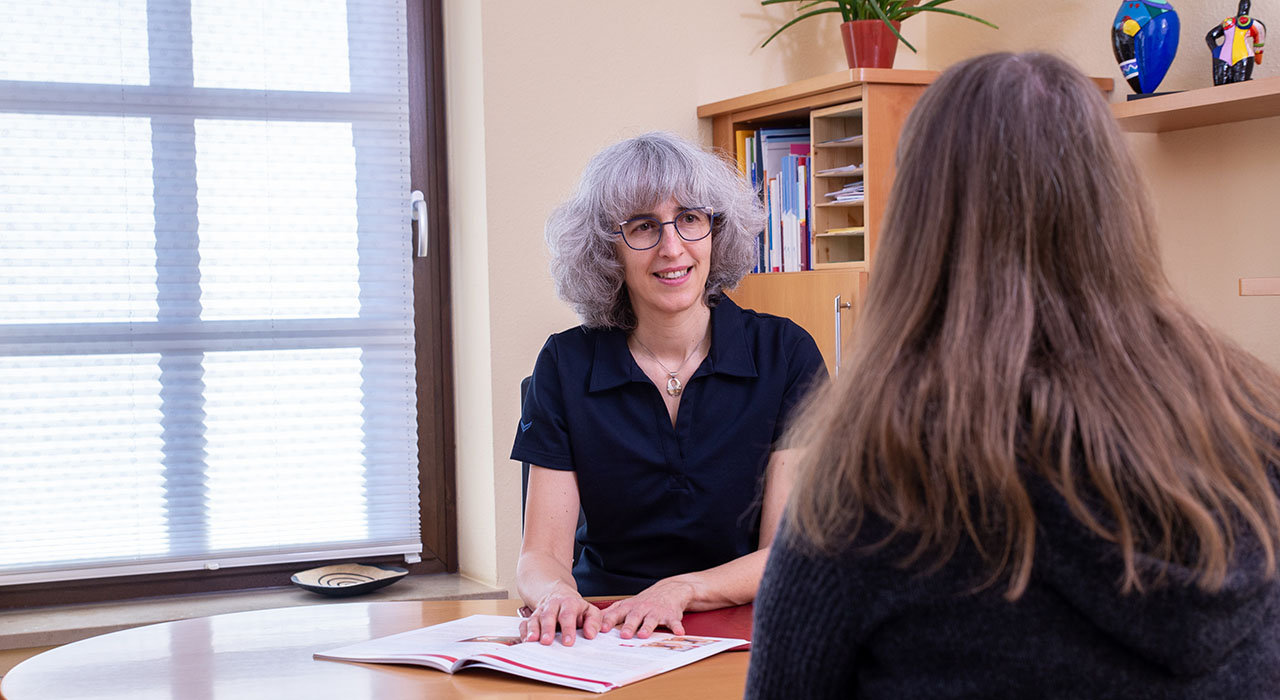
{"left": 0, "top": 573, "right": 506, "bottom": 652}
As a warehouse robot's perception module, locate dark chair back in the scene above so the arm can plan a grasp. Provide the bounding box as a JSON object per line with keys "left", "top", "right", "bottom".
{"left": 520, "top": 375, "right": 585, "bottom": 564}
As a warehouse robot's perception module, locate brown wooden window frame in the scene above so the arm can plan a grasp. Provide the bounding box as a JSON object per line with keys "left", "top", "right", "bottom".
{"left": 0, "top": 0, "right": 455, "bottom": 610}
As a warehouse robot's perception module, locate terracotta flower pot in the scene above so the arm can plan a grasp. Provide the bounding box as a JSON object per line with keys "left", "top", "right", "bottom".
{"left": 840, "top": 19, "right": 901, "bottom": 69}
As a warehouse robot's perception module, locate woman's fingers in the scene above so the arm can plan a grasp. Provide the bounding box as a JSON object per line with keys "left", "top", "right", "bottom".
{"left": 541, "top": 604, "right": 564, "bottom": 644}
{"left": 600, "top": 598, "right": 687, "bottom": 639}
{"left": 557, "top": 604, "right": 581, "bottom": 646}
{"left": 618, "top": 607, "right": 648, "bottom": 639}
{"left": 525, "top": 595, "right": 598, "bottom": 645}
{"left": 602, "top": 599, "right": 639, "bottom": 634}
{"left": 580, "top": 602, "right": 603, "bottom": 639}
{"left": 635, "top": 613, "right": 663, "bottom": 639}
{"left": 528, "top": 599, "right": 563, "bottom": 644}
{"left": 522, "top": 614, "right": 541, "bottom": 643}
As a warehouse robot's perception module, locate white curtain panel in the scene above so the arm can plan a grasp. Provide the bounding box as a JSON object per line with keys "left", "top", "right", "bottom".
{"left": 0, "top": 0, "right": 421, "bottom": 584}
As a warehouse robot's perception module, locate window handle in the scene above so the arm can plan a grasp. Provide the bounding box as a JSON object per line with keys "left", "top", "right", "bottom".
{"left": 411, "top": 190, "right": 428, "bottom": 258}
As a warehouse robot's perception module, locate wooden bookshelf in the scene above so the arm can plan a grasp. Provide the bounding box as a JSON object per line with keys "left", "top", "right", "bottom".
{"left": 1112, "top": 74, "right": 1280, "bottom": 132}
{"left": 700, "top": 69, "right": 936, "bottom": 273}
{"left": 701, "top": 70, "right": 935, "bottom": 370}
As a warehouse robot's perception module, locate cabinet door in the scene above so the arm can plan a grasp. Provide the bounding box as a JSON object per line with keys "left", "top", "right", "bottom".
{"left": 726, "top": 269, "right": 867, "bottom": 376}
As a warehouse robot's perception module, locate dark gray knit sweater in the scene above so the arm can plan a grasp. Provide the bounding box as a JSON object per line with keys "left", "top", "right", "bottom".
{"left": 746, "top": 477, "right": 1280, "bottom": 699}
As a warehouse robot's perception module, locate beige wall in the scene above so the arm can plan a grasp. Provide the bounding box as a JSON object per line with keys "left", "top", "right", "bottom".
{"left": 924, "top": 1, "right": 1278, "bottom": 93}
{"left": 1140, "top": 122, "right": 1280, "bottom": 368}
{"left": 445, "top": 0, "right": 1280, "bottom": 592}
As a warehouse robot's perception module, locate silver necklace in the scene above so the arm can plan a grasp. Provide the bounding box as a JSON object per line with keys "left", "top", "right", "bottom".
{"left": 632, "top": 334, "right": 705, "bottom": 397}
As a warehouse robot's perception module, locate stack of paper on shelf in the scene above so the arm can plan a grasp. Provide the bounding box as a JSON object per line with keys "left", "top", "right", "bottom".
{"left": 817, "top": 134, "right": 864, "bottom": 146}
{"left": 824, "top": 181, "right": 865, "bottom": 203}
{"left": 817, "top": 162, "right": 863, "bottom": 176}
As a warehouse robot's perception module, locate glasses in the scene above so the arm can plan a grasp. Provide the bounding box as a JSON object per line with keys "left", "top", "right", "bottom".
{"left": 611, "top": 206, "right": 715, "bottom": 251}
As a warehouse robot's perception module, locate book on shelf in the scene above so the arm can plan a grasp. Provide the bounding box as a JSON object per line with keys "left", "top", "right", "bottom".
{"left": 739, "top": 134, "right": 759, "bottom": 192}
{"left": 755, "top": 229, "right": 766, "bottom": 274}
{"left": 798, "top": 159, "right": 810, "bottom": 270}
{"left": 781, "top": 155, "right": 796, "bottom": 272}
{"left": 314, "top": 614, "right": 747, "bottom": 694}
{"left": 767, "top": 176, "right": 781, "bottom": 272}
{"left": 779, "top": 153, "right": 813, "bottom": 272}
{"left": 763, "top": 176, "right": 773, "bottom": 272}
{"left": 734, "top": 130, "right": 753, "bottom": 177}
{"left": 754, "top": 126, "right": 808, "bottom": 187}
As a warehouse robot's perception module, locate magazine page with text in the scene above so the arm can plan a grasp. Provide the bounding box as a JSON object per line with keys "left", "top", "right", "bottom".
{"left": 314, "top": 614, "right": 746, "bottom": 693}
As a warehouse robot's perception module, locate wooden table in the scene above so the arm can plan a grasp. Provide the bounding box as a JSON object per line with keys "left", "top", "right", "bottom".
{"left": 0, "top": 598, "right": 749, "bottom": 699}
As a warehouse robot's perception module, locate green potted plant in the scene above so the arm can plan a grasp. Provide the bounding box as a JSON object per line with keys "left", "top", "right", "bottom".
{"left": 761, "top": 0, "right": 997, "bottom": 69}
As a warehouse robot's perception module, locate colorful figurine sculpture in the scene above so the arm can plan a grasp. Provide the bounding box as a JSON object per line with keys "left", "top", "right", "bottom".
{"left": 1112, "top": 0, "right": 1181, "bottom": 95}
{"left": 1207, "top": 0, "right": 1267, "bottom": 85}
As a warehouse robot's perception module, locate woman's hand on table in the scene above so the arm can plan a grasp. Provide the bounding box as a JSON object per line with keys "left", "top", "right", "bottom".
{"left": 520, "top": 581, "right": 602, "bottom": 646}
{"left": 600, "top": 578, "right": 697, "bottom": 639}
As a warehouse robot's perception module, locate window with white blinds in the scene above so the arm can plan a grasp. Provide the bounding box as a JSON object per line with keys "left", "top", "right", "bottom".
{"left": 0, "top": 0, "right": 422, "bottom": 585}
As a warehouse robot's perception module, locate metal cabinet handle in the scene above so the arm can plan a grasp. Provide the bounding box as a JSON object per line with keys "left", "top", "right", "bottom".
{"left": 834, "top": 294, "right": 853, "bottom": 376}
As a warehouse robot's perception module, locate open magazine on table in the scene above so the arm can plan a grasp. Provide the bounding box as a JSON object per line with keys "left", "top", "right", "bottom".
{"left": 313, "top": 614, "right": 747, "bottom": 693}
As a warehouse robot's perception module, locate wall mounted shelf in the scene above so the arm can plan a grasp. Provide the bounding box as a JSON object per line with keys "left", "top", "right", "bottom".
{"left": 1112, "top": 75, "right": 1280, "bottom": 132}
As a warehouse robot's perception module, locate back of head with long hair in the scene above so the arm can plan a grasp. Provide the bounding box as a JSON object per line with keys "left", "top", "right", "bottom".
{"left": 785, "top": 52, "right": 1280, "bottom": 598}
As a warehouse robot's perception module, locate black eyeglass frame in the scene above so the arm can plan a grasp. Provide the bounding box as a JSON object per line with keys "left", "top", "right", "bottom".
{"left": 610, "top": 206, "right": 717, "bottom": 251}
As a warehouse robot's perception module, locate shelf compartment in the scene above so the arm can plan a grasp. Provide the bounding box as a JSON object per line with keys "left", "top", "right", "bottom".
{"left": 814, "top": 167, "right": 864, "bottom": 178}
{"left": 816, "top": 134, "right": 864, "bottom": 147}
{"left": 812, "top": 261, "right": 867, "bottom": 270}
{"left": 814, "top": 230, "right": 865, "bottom": 266}
{"left": 815, "top": 201, "right": 864, "bottom": 208}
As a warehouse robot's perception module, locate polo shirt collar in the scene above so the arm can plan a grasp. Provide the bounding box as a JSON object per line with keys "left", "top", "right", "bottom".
{"left": 588, "top": 296, "right": 758, "bottom": 393}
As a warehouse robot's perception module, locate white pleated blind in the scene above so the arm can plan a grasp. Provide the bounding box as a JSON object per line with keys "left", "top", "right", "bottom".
{"left": 0, "top": 0, "right": 421, "bottom": 585}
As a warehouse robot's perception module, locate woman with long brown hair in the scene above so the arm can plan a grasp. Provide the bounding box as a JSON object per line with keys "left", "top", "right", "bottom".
{"left": 746, "top": 52, "right": 1280, "bottom": 699}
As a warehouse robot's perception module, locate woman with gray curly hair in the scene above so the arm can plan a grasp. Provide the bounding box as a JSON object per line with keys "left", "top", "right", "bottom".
{"left": 511, "top": 131, "right": 826, "bottom": 647}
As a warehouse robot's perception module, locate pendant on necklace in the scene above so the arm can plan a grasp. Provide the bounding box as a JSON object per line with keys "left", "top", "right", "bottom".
{"left": 666, "top": 374, "right": 683, "bottom": 397}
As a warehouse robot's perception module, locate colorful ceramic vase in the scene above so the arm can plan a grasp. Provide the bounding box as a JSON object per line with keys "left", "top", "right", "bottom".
{"left": 1207, "top": 0, "right": 1267, "bottom": 85}
{"left": 1112, "top": 0, "right": 1181, "bottom": 94}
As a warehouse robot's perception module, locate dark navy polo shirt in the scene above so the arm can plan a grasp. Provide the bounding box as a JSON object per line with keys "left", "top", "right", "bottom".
{"left": 510, "top": 297, "right": 826, "bottom": 596}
